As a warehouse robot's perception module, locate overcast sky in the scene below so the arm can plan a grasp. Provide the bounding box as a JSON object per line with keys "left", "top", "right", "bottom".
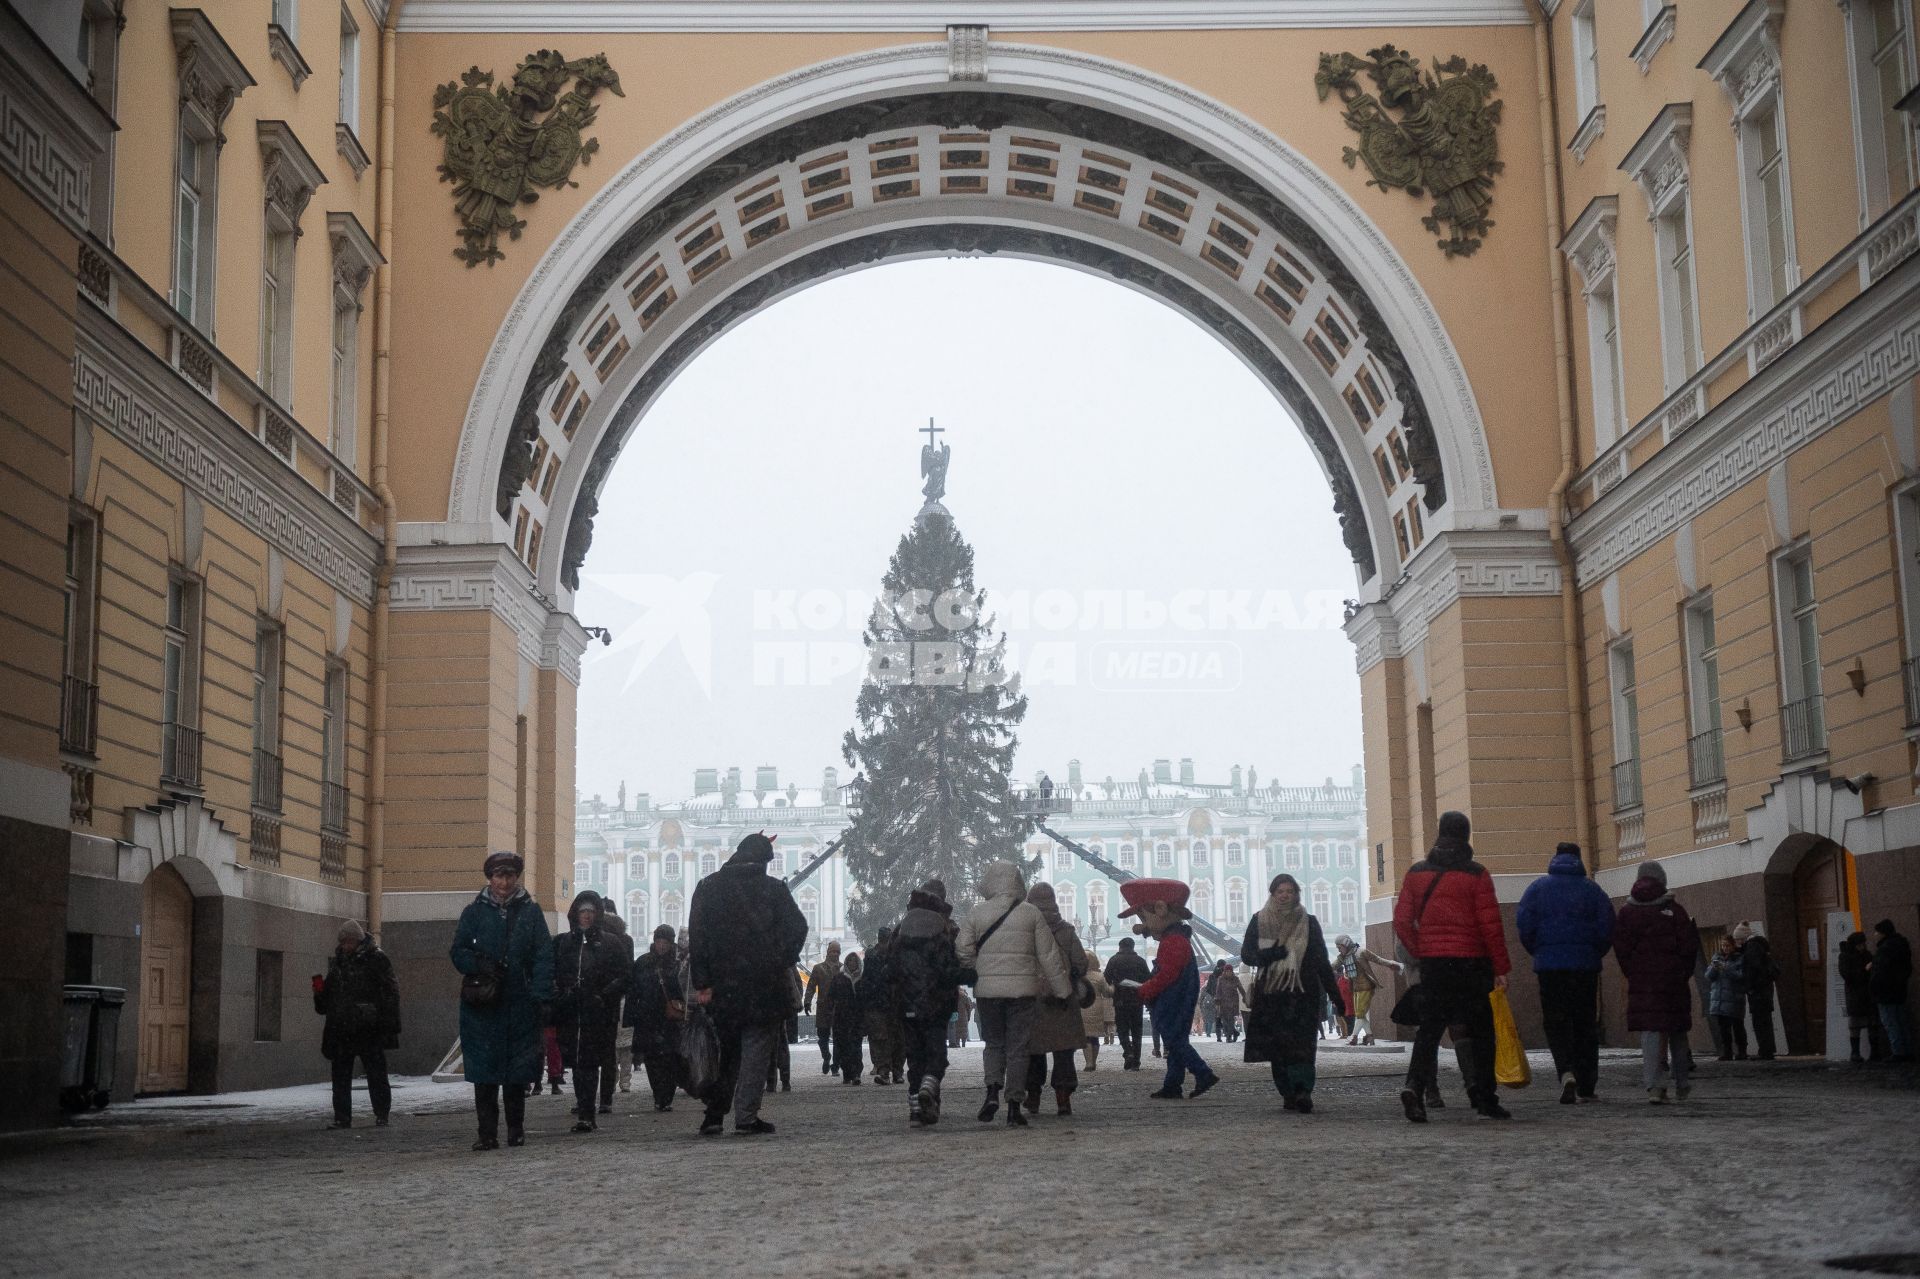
{"left": 572, "top": 257, "right": 1363, "bottom": 808}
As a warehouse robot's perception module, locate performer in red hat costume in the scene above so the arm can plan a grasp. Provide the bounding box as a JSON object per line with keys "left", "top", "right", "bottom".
{"left": 1120, "top": 878, "right": 1220, "bottom": 1100}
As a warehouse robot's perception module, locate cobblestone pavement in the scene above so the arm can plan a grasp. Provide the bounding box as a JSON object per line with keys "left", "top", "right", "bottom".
{"left": 3, "top": 1040, "right": 1915, "bottom": 1279}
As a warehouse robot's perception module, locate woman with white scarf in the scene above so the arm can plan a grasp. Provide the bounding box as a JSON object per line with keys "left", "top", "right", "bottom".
{"left": 1240, "top": 873, "right": 1341, "bottom": 1113}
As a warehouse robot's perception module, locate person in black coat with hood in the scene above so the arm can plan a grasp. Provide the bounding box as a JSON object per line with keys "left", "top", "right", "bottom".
{"left": 1104, "top": 939, "right": 1151, "bottom": 1070}
{"left": 1873, "top": 919, "right": 1914, "bottom": 1062}
{"left": 689, "top": 831, "right": 809, "bottom": 1135}
{"left": 552, "top": 891, "right": 629, "bottom": 1132}
{"left": 627, "top": 923, "right": 687, "bottom": 1110}
{"left": 314, "top": 919, "right": 400, "bottom": 1129}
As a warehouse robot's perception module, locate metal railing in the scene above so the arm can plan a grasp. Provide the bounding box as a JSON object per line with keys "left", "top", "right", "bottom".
{"left": 321, "top": 780, "right": 350, "bottom": 834}
{"left": 1781, "top": 695, "right": 1826, "bottom": 763}
{"left": 60, "top": 675, "right": 98, "bottom": 755}
{"left": 252, "top": 749, "right": 283, "bottom": 814}
{"left": 161, "top": 721, "right": 202, "bottom": 788}
{"left": 1904, "top": 656, "right": 1920, "bottom": 729}
{"left": 1611, "top": 757, "right": 1643, "bottom": 811}
{"left": 1687, "top": 727, "right": 1725, "bottom": 788}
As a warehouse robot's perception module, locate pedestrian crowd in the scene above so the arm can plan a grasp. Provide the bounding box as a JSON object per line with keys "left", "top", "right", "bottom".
{"left": 310, "top": 815, "right": 1915, "bottom": 1144}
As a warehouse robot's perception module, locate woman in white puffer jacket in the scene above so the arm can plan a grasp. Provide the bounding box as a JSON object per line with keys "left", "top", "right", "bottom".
{"left": 956, "top": 860, "right": 1072, "bottom": 1127}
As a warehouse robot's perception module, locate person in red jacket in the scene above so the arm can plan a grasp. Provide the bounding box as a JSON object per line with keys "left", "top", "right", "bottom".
{"left": 1392, "top": 810, "right": 1512, "bottom": 1121}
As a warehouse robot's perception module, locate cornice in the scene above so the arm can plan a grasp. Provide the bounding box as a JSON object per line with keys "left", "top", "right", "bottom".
{"left": 388, "top": 542, "right": 549, "bottom": 666}
{"left": 258, "top": 119, "right": 328, "bottom": 233}
{"left": 1699, "top": 0, "right": 1784, "bottom": 123}
{"left": 0, "top": 4, "right": 113, "bottom": 239}
{"left": 1346, "top": 527, "right": 1562, "bottom": 671}
{"left": 1618, "top": 101, "right": 1692, "bottom": 217}
{"left": 396, "top": 0, "right": 1535, "bottom": 31}
{"left": 1568, "top": 103, "right": 1605, "bottom": 165}
{"left": 1569, "top": 252, "right": 1920, "bottom": 586}
{"left": 1559, "top": 195, "right": 1618, "bottom": 293}
{"left": 73, "top": 311, "right": 380, "bottom": 603}
{"left": 328, "top": 210, "right": 383, "bottom": 308}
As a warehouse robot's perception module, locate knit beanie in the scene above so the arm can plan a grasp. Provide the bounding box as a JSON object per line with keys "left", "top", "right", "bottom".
{"left": 1437, "top": 811, "right": 1471, "bottom": 842}
{"left": 1638, "top": 860, "right": 1667, "bottom": 887}
{"left": 1731, "top": 922, "right": 1753, "bottom": 942}
{"left": 1555, "top": 841, "right": 1583, "bottom": 864}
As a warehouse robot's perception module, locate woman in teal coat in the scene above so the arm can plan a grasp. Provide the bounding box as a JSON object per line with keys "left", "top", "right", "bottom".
{"left": 451, "top": 851, "right": 554, "bottom": 1150}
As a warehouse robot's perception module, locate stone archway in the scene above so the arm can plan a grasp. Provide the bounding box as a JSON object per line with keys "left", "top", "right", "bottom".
{"left": 444, "top": 43, "right": 1500, "bottom": 608}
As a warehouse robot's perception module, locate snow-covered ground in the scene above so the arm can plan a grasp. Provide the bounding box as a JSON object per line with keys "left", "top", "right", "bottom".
{"left": 2, "top": 1039, "right": 1914, "bottom": 1278}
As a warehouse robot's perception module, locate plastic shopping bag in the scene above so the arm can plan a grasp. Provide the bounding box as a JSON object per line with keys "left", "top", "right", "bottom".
{"left": 679, "top": 1009, "right": 720, "bottom": 1101}
{"left": 1490, "top": 987, "right": 1532, "bottom": 1089}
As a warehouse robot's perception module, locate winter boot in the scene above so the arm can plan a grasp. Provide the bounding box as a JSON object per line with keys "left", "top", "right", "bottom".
{"left": 1399, "top": 1088, "right": 1427, "bottom": 1124}
{"left": 908, "top": 1094, "right": 924, "bottom": 1127}
{"left": 1024, "top": 1086, "right": 1042, "bottom": 1113}
{"left": 919, "top": 1080, "right": 940, "bottom": 1124}
{"left": 1054, "top": 1087, "right": 1073, "bottom": 1116}
{"left": 1560, "top": 1072, "right": 1578, "bottom": 1105}
{"left": 977, "top": 1084, "right": 1001, "bottom": 1123}
{"left": 548, "top": 1079, "right": 562, "bottom": 1096}
{"left": 1424, "top": 1086, "right": 1446, "bottom": 1109}
{"left": 1006, "top": 1098, "right": 1028, "bottom": 1127}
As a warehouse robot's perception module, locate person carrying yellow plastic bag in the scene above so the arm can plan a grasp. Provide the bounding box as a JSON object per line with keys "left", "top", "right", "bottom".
{"left": 1490, "top": 987, "right": 1532, "bottom": 1088}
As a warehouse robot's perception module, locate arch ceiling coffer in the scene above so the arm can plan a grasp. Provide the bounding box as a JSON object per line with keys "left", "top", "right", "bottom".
{"left": 491, "top": 93, "right": 1459, "bottom": 591}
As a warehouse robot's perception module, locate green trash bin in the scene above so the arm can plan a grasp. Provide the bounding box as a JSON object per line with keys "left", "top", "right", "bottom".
{"left": 88, "top": 987, "right": 125, "bottom": 1108}
{"left": 60, "top": 985, "right": 126, "bottom": 1111}
{"left": 59, "top": 987, "right": 101, "bottom": 1112}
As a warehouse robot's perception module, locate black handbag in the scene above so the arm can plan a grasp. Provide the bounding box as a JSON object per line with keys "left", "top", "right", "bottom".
{"left": 1388, "top": 869, "right": 1451, "bottom": 1026}
{"left": 460, "top": 901, "right": 521, "bottom": 1008}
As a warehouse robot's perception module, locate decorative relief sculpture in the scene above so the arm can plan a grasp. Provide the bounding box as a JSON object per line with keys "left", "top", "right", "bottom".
{"left": 1315, "top": 46, "right": 1503, "bottom": 258}
{"left": 431, "top": 51, "right": 623, "bottom": 266}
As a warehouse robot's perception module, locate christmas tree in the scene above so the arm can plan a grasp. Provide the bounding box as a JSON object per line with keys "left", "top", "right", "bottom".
{"left": 840, "top": 427, "right": 1031, "bottom": 941}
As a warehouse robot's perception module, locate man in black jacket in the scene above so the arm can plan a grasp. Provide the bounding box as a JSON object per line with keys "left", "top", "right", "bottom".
{"left": 1105, "top": 938, "right": 1151, "bottom": 1070}
{"left": 314, "top": 920, "right": 400, "bottom": 1129}
{"left": 893, "top": 879, "right": 962, "bottom": 1125}
{"left": 690, "top": 832, "right": 809, "bottom": 1135}
{"left": 1873, "top": 919, "right": 1914, "bottom": 1062}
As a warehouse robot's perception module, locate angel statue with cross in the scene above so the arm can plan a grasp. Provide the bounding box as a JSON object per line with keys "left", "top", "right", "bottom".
{"left": 920, "top": 418, "right": 950, "bottom": 505}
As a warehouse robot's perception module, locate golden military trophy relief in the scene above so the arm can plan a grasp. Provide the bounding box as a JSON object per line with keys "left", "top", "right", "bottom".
{"left": 431, "top": 51, "right": 624, "bottom": 267}
{"left": 1315, "top": 46, "right": 1504, "bottom": 259}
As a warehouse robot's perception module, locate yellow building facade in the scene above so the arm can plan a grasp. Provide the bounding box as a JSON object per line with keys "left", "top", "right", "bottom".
{"left": 0, "top": 0, "right": 1914, "bottom": 1123}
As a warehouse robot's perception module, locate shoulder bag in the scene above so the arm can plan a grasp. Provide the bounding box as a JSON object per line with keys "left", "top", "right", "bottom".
{"left": 956, "top": 902, "right": 1019, "bottom": 988}
{"left": 460, "top": 901, "right": 521, "bottom": 1009}
{"left": 1387, "top": 869, "right": 1450, "bottom": 1026}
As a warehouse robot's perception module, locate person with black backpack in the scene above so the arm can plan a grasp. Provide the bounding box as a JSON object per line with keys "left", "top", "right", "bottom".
{"left": 893, "top": 879, "right": 963, "bottom": 1126}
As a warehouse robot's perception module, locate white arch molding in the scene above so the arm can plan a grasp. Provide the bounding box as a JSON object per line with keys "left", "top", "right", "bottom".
{"left": 445, "top": 41, "right": 1500, "bottom": 601}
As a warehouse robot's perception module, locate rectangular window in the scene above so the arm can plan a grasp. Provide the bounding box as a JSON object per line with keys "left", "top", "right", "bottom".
{"left": 1572, "top": 0, "right": 1601, "bottom": 119}
{"left": 1610, "top": 640, "right": 1642, "bottom": 809}
{"left": 1684, "top": 596, "right": 1725, "bottom": 786}
{"left": 1586, "top": 280, "right": 1627, "bottom": 447}
{"left": 1894, "top": 489, "right": 1920, "bottom": 726}
{"left": 254, "top": 950, "right": 283, "bottom": 1042}
{"left": 1775, "top": 547, "right": 1826, "bottom": 759}
{"left": 1741, "top": 103, "right": 1797, "bottom": 313}
{"left": 338, "top": 7, "right": 360, "bottom": 132}
{"left": 331, "top": 302, "right": 357, "bottom": 463}
{"left": 253, "top": 622, "right": 284, "bottom": 812}
{"left": 1852, "top": 0, "right": 1919, "bottom": 218}
{"left": 272, "top": 0, "right": 298, "bottom": 39}
{"left": 1656, "top": 205, "right": 1701, "bottom": 388}
{"left": 174, "top": 121, "right": 204, "bottom": 325}
{"left": 322, "top": 661, "right": 347, "bottom": 788}
{"left": 162, "top": 576, "right": 203, "bottom": 786}
{"left": 261, "top": 229, "right": 296, "bottom": 404}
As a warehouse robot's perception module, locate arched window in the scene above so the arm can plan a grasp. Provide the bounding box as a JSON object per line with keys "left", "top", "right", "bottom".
{"left": 798, "top": 886, "right": 819, "bottom": 932}
{"left": 1226, "top": 841, "right": 1245, "bottom": 867}
{"left": 627, "top": 853, "right": 647, "bottom": 878}
{"left": 574, "top": 860, "right": 590, "bottom": 885}
{"left": 1337, "top": 882, "right": 1359, "bottom": 925}
{"left": 698, "top": 851, "right": 719, "bottom": 879}
{"left": 769, "top": 849, "right": 785, "bottom": 876}
{"left": 1088, "top": 882, "right": 1109, "bottom": 925}
{"left": 1336, "top": 843, "right": 1357, "bottom": 868}
{"left": 1310, "top": 880, "right": 1331, "bottom": 919}
{"left": 1310, "top": 843, "right": 1329, "bottom": 869}
{"left": 1154, "top": 842, "right": 1173, "bottom": 869}
{"left": 1118, "top": 843, "right": 1137, "bottom": 871}
{"left": 1226, "top": 878, "right": 1247, "bottom": 924}
{"left": 1191, "top": 880, "right": 1213, "bottom": 921}
{"left": 1284, "top": 843, "right": 1303, "bottom": 870}
{"left": 1191, "top": 839, "right": 1210, "bottom": 868}
{"left": 627, "top": 890, "right": 648, "bottom": 929}
{"left": 661, "top": 890, "right": 684, "bottom": 929}
{"left": 662, "top": 851, "right": 681, "bottom": 879}
{"left": 1058, "top": 882, "right": 1077, "bottom": 925}
{"left": 1054, "top": 846, "right": 1073, "bottom": 871}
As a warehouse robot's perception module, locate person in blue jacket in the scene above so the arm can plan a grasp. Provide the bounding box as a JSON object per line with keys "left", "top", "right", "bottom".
{"left": 1517, "top": 841, "right": 1615, "bottom": 1105}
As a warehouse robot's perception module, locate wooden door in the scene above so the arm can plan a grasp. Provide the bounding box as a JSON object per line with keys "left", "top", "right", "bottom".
{"left": 1793, "top": 846, "right": 1847, "bottom": 1054}
{"left": 138, "top": 865, "right": 191, "bottom": 1093}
